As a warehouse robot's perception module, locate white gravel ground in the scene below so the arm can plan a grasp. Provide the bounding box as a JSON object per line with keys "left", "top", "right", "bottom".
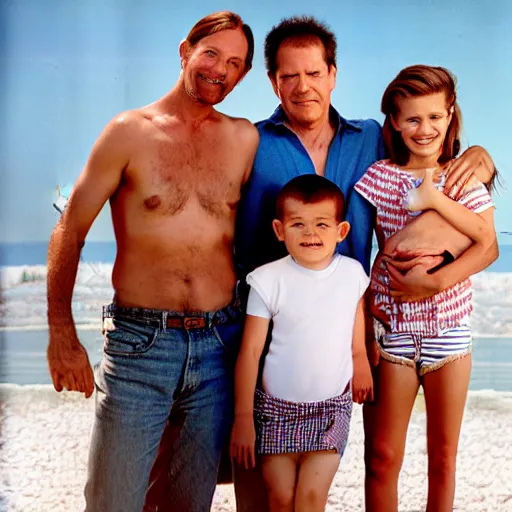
{"left": 1, "top": 386, "right": 511, "bottom": 511}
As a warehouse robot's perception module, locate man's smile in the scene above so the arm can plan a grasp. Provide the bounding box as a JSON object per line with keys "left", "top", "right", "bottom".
{"left": 198, "top": 73, "right": 224, "bottom": 86}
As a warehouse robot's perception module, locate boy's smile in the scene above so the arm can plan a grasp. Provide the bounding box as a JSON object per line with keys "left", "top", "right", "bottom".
{"left": 300, "top": 241, "right": 323, "bottom": 248}
{"left": 272, "top": 198, "right": 350, "bottom": 270}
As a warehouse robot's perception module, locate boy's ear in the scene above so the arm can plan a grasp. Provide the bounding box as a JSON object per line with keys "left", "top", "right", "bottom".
{"left": 272, "top": 219, "right": 285, "bottom": 241}
{"left": 337, "top": 221, "right": 350, "bottom": 242}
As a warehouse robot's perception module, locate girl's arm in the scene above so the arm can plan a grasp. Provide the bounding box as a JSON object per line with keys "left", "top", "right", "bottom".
{"left": 388, "top": 169, "right": 497, "bottom": 298}
{"left": 417, "top": 208, "right": 497, "bottom": 293}
{"left": 406, "top": 168, "right": 493, "bottom": 244}
{"left": 387, "top": 211, "right": 497, "bottom": 298}
{"left": 230, "top": 313, "right": 270, "bottom": 469}
{"left": 365, "top": 224, "right": 386, "bottom": 366}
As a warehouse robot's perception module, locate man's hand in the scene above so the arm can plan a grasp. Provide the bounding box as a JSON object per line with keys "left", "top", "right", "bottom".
{"left": 352, "top": 354, "right": 374, "bottom": 404}
{"left": 47, "top": 330, "right": 94, "bottom": 398}
{"left": 385, "top": 259, "right": 441, "bottom": 301}
{"left": 445, "top": 146, "right": 494, "bottom": 193}
{"left": 230, "top": 415, "right": 256, "bottom": 470}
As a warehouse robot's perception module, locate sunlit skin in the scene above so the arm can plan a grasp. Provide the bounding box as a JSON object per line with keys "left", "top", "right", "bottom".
{"left": 365, "top": 92, "right": 498, "bottom": 512}
{"left": 180, "top": 28, "right": 249, "bottom": 106}
{"left": 391, "top": 92, "right": 453, "bottom": 170}
{"left": 46, "top": 26, "right": 259, "bottom": 398}
{"left": 269, "top": 42, "right": 336, "bottom": 131}
{"left": 272, "top": 198, "right": 349, "bottom": 270}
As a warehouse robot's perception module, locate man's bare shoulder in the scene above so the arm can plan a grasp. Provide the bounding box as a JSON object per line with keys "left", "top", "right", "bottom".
{"left": 220, "top": 116, "right": 259, "bottom": 183}
{"left": 222, "top": 114, "right": 256, "bottom": 130}
{"left": 108, "top": 108, "right": 154, "bottom": 133}
{"left": 96, "top": 108, "right": 159, "bottom": 152}
{"left": 222, "top": 115, "right": 259, "bottom": 145}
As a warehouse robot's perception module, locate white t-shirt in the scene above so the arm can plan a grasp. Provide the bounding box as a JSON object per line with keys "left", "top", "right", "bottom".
{"left": 246, "top": 254, "right": 369, "bottom": 402}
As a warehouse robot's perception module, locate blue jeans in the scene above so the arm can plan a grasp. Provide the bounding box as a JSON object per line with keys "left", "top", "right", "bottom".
{"left": 84, "top": 299, "right": 243, "bottom": 512}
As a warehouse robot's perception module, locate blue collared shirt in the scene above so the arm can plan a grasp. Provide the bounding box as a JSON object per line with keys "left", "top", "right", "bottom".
{"left": 235, "top": 105, "right": 384, "bottom": 276}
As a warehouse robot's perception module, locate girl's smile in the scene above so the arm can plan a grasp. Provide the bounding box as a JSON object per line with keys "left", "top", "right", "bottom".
{"left": 391, "top": 92, "right": 452, "bottom": 169}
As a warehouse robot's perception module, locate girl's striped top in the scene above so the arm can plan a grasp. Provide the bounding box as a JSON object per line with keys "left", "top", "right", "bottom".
{"left": 354, "top": 160, "right": 494, "bottom": 335}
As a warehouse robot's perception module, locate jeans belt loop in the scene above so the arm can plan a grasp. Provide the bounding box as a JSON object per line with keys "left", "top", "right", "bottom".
{"left": 162, "top": 311, "right": 168, "bottom": 332}
{"left": 101, "top": 305, "right": 107, "bottom": 334}
{"left": 208, "top": 312, "right": 215, "bottom": 329}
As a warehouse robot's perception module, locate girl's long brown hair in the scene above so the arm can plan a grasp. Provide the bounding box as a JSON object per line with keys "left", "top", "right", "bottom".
{"left": 381, "top": 64, "right": 461, "bottom": 167}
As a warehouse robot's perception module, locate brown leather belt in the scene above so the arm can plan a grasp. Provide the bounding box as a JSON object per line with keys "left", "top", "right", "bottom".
{"left": 103, "top": 299, "right": 240, "bottom": 331}
{"left": 166, "top": 316, "right": 210, "bottom": 330}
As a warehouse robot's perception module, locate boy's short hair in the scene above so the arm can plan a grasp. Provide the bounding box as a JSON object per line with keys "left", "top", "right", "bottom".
{"left": 275, "top": 175, "right": 346, "bottom": 222}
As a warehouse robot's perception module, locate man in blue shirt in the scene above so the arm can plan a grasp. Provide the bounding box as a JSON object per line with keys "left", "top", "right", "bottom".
{"left": 236, "top": 107, "right": 382, "bottom": 276}
{"left": 233, "top": 19, "right": 383, "bottom": 511}
{"left": 233, "top": 15, "right": 495, "bottom": 512}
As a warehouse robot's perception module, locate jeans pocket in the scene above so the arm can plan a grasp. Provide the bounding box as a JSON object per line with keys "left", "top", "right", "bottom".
{"left": 213, "top": 320, "right": 244, "bottom": 352}
{"left": 103, "top": 317, "right": 159, "bottom": 356}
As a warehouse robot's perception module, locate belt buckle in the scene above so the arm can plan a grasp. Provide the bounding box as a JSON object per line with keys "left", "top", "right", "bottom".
{"left": 183, "top": 317, "right": 206, "bottom": 330}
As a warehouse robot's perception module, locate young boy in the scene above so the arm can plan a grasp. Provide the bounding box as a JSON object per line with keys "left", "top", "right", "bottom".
{"left": 230, "top": 174, "right": 373, "bottom": 512}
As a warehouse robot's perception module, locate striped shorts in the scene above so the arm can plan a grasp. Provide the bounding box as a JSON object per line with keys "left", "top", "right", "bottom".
{"left": 254, "top": 388, "right": 352, "bottom": 456}
{"left": 378, "top": 325, "right": 472, "bottom": 376}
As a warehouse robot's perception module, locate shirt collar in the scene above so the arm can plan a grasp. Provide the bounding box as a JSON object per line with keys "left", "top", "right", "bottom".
{"left": 262, "top": 104, "right": 363, "bottom": 134}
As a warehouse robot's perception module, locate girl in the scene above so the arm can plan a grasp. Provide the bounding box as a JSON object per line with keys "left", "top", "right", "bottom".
{"left": 354, "top": 65, "right": 497, "bottom": 511}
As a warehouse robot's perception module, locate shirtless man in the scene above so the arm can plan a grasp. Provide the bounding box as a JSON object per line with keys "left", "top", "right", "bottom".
{"left": 46, "top": 11, "right": 259, "bottom": 512}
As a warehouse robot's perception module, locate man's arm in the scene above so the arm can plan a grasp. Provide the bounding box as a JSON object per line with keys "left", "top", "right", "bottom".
{"left": 445, "top": 145, "right": 496, "bottom": 191}
{"left": 230, "top": 314, "right": 270, "bottom": 469}
{"left": 47, "top": 113, "right": 134, "bottom": 397}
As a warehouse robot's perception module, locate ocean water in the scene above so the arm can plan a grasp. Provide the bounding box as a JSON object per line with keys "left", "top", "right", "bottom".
{"left": 1, "top": 329, "right": 511, "bottom": 391}
{"left": 0, "top": 241, "right": 117, "bottom": 266}
{"left": 1, "top": 241, "right": 512, "bottom": 272}
{"left": 1, "top": 241, "right": 511, "bottom": 391}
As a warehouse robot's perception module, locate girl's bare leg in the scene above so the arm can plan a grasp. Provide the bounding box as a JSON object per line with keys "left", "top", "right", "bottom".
{"left": 363, "top": 360, "right": 420, "bottom": 511}
{"left": 261, "top": 453, "right": 299, "bottom": 512}
{"left": 294, "top": 450, "right": 340, "bottom": 512}
{"left": 423, "top": 354, "right": 471, "bottom": 512}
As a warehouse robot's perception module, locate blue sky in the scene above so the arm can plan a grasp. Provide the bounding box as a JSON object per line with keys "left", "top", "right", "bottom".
{"left": 1, "top": 0, "right": 511, "bottom": 244}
